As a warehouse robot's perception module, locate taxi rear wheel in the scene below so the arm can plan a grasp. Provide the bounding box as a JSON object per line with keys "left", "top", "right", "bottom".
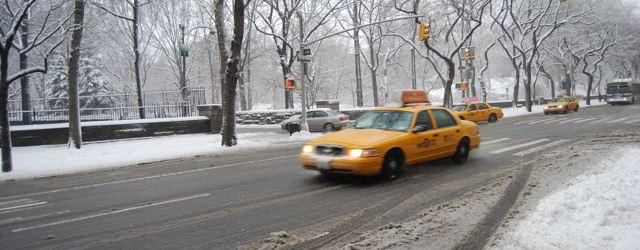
{"left": 381, "top": 150, "right": 404, "bottom": 180}
{"left": 452, "top": 139, "right": 470, "bottom": 164}
{"left": 488, "top": 113, "right": 498, "bottom": 122}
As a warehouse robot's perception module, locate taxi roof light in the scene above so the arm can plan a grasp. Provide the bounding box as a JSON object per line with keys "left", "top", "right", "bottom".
{"left": 385, "top": 90, "right": 430, "bottom": 107}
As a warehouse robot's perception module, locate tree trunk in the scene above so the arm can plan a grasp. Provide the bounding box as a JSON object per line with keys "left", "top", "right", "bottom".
{"left": 1, "top": 51, "right": 13, "bottom": 172}
{"left": 132, "top": 0, "right": 145, "bottom": 119}
{"left": 368, "top": 45, "right": 379, "bottom": 107}
{"left": 512, "top": 64, "right": 520, "bottom": 107}
{"left": 524, "top": 62, "right": 532, "bottom": 112}
{"left": 19, "top": 14, "right": 32, "bottom": 125}
{"left": 221, "top": 0, "right": 246, "bottom": 147}
{"left": 352, "top": 3, "right": 363, "bottom": 107}
{"left": 539, "top": 65, "right": 555, "bottom": 100}
{"left": 68, "top": 0, "right": 85, "bottom": 149}
{"left": 214, "top": 0, "right": 228, "bottom": 107}
{"left": 206, "top": 34, "right": 217, "bottom": 103}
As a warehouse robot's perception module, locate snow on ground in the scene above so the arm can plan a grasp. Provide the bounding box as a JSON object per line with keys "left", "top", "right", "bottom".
{"left": 11, "top": 116, "right": 210, "bottom": 131}
{"left": 0, "top": 131, "right": 320, "bottom": 181}
{"left": 491, "top": 147, "right": 640, "bottom": 250}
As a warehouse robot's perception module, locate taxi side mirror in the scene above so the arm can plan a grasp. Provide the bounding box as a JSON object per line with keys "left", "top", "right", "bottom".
{"left": 412, "top": 125, "right": 428, "bottom": 133}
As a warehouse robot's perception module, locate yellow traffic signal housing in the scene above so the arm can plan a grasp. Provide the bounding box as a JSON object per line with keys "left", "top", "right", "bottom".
{"left": 418, "top": 22, "right": 430, "bottom": 41}
{"left": 285, "top": 79, "right": 295, "bottom": 90}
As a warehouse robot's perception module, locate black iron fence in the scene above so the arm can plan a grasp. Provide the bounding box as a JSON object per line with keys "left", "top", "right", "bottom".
{"left": 9, "top": 87, "right": 207, "bottom": 124}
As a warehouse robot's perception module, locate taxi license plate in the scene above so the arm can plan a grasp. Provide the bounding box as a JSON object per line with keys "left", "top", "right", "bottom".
{"left": 316, "top": 157, "right": 332, "bottom": 170}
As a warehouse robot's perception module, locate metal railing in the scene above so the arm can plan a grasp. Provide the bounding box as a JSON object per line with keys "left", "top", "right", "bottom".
{"left": 9, "top": 87, "right": 207, "bottom": 124}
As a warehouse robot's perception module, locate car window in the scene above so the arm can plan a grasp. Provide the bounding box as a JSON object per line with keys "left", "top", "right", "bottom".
{"left": 305, "top": 112, "right": 315, "bottom": 118}
{"left": 325, "top": 110, "right": 339, "bottom": 116}
{"left": 478, "top": 103, "right": 489, "bottom": 109}
{"left": 314, "top": 111, "right": 329, "bottom": 118}
{"left": 432, "top": 109, "right": 457, "bottom": 128}
{"left": 468, "top": 104, "right": 478, "bottom": 111}
{"left": 452, "top": 105, "right": 467, "bottom": 111}
{"left": 354, "top": 111, "right": 414, "bottom": 132}
{"left": 414, "top": 111, "right": 434, "bottom": 130}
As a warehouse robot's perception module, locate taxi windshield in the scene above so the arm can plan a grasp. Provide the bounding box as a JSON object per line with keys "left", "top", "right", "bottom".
{"left": 354, "top": 111, "right": 413, "bottom": 132}
{"left": 555, "top": 97, "right": 569, "bottom": 102}
{"left": 452, "top": 105, "right": 467, "bottom": 111}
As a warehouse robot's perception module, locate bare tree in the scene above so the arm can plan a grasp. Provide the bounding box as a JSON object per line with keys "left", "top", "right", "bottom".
{"left": 93, "top": 0, "right": 148, "bottom": 119}
{"left": 68, "top": 0, "right": 86, "bottom": 149}
{"left": 1, "top": 0, "right": 68, "bottom": 172}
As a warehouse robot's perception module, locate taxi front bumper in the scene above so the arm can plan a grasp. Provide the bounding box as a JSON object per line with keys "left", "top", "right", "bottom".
{"left": 543, "top": 106, "right": 566, "bottom": 113}
{"left": 300, "top": 153, "right": 384, "bottom": 176}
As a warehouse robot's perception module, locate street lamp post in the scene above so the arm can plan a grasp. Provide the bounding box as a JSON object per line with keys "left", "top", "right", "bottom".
{"left": 179, "top": 24, "right": 187, "bottom": 102}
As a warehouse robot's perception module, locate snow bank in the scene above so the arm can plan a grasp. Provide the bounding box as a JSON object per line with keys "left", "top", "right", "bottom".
{"left": 11, "top": 116, "right": 209, "bottom": 131}
{"left": 1, "top": 132, "right": 321, "bottom": 181}
{"left": 493, "top": 147, "right": 640, "bottom": 250}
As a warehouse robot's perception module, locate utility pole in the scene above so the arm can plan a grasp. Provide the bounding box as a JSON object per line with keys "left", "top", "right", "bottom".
{"left": 297, "top": 12, "right": 308, "bottom": 131}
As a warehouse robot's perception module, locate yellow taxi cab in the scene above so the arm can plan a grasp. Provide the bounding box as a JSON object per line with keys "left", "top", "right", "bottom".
{"left": 299, "top": 90, "right": 481, "bottom": 179}
{"left": 451, "top": 102, "right": 504, "bottom": 123}
{"left": 543, "top": 95, "right": 579, "bottom": 115}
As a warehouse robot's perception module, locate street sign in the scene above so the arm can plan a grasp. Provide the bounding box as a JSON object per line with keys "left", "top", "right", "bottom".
{"left": 179, "top": 44, "right": 189, "bottom": 57}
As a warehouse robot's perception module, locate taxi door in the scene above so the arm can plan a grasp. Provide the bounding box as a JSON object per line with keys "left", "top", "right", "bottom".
{"left": 477, "top": 103, "right": 490, "bottom": 121}
{"left": 466, "top": 104, "right": 481, "bottom": 122}
{"left": 430, "top": 109, "right": 462, "bottom": 157}
{"left": 406, "top": 110, "right": 439, "bottom": 164}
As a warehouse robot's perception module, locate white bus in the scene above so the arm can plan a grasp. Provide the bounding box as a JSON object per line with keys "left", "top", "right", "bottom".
{"left": 606, "top": 79, "right": 640, "bottom": 105}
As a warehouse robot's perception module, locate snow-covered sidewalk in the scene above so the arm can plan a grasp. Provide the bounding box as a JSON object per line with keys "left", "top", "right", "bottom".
{"left": 492, "top": 147, "right": 640, "bottom": 249}
{"left": 1, "top": 132, "right": 319, "bottom": 181}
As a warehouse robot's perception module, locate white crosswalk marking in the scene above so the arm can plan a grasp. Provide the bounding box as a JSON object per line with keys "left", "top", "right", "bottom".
{"left": 607, "top": 117, "right": 627, "bottom": 123}
{"left": 543, "top": 118, "right": 570, "bottom": 124}
{"left": 513, "top": 139, "right": 571, "bottom": 157}
{"left": 481, "top": 138, "right": 511, "bottom": 145}
{"left": 558, "top": 118, "right": 582, "bottom": 124}
{"left": 591, "top": 117, "right": 609, "bottom": 123}
{"left": 526, "top": 118, "right": 556, "bottom": 125}
{"left": 624, "top": 118, "right": 640, "bottom": 124}
{"left": 573, "top": 117, "right": 596, "bottom": 123}
{"left": 490, "top": 139, "right": 550, "bottom": 154}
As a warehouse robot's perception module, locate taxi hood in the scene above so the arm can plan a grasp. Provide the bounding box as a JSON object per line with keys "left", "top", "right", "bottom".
{"left": 545, "top": 101, "right": 568, "bottom": 106}
{"left": 308, "top": 129, "right": 404, "bottom": 148}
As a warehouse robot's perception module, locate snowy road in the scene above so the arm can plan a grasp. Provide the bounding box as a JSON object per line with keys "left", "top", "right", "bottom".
{"left": 0, "top": 104, "right": 639, "bottom": 249}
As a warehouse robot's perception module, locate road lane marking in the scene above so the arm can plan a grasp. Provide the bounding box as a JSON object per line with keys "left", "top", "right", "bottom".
{"left": 624, "top": 118, "right": 640, "bottom": 124}
{"left": 0, "top": 155, "right": 296, "bottom": 201}
{"left": 0, "top": 210, "right": 70, "bottom": 226}
{"left": 0, "top": 202, "right": 48, "bottom": 213}
{"left": 543, "top": 118, "right": 569, "bottom": 124}
{"left": 574, "top": 118, "right": 596, "bottom": 123}
{"left": 590, "top": 117, "right": 609, "bottom": 123}
{"left": 12, "top": 193, "right": 210, "bottom": 233}
{"left": 573, "top": 117, "right": 596, "bottom": 123}
{"left": 606, "top": 117, "right": 627, "bottom": 123}
{"left": 0, "top": 199, "right": 48, "bottom": 213}
{"left": 513, "top": 139, "right": 571, "bottom": 157}
{"left": 527, "top": 118, "right": 556, "bottom": 124}
{"left": 481, "top": 138, "right": 511, "bottom": 145}
{"left": 490, "top": 139, "right": 550, "bottom": 154}
{"left": 558, "top": 118, "right": 582, "bottom": 124}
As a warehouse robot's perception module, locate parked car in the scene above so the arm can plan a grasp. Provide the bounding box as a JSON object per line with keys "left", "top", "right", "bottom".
{"left": 281, "top": 109, "right": 349, "bottom": 132}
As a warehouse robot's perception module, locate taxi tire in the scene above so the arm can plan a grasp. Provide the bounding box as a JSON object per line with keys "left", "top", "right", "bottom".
{"left": 488, "top": 113, "right": 498, "bottom": 122}
{"left": 452, "top": 139, "right": 470, "bottom": 164}
{"left": 381, "top": 150, "right": 404, "bottom": 180}
{"left": 459, "top": 116, "right": 465, "bottom": 120}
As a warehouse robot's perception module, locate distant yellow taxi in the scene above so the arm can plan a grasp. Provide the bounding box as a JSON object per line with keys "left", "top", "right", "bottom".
{"left": 543, "top": 95, "right": 579, "bottom": 115}
{"left": 451, "top": 102, "right": 504, "bottom": 123}
{"left": 299, "top": 91, "right": 481, "bottom": 179}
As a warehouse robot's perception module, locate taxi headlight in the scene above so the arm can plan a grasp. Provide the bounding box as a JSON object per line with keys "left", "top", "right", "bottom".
{"left": 302, "top": 145, "right": 314, "bottom": 153}
{"left": 557, "top": 105, "right": 563, "bottom": 108}
{"left": 349, "top": 149, "right": 380, "bottom": 158}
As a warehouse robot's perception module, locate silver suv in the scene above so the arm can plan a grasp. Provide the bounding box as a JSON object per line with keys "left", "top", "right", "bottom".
{"left": 280, "top": 109, "right": 349, "bottom": 132}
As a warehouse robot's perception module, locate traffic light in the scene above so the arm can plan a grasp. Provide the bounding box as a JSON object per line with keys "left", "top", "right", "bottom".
{"left": 463, "top": 49, "right": 471, "bottom": 61}
{"left": 418, "top": 22, "right": 430, "bottom": 41}
{"left": 285, "top": 79, "right": 295, "bottom": 90}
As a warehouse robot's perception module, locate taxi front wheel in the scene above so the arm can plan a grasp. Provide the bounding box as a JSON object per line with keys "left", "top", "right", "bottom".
{"left": 381, "top": 150, "right": 404, "bottom": 180}
{"left": 452, "top": 139, "right": 470, "bottom": 164}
